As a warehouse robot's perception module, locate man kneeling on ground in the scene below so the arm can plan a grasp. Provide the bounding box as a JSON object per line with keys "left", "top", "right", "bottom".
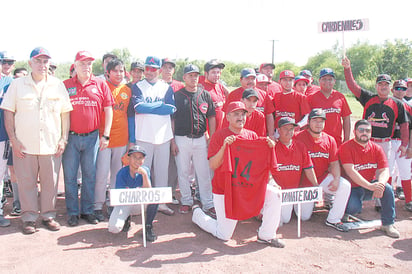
{"left": 108, "top": 145, "right": 159, "bottom": 242}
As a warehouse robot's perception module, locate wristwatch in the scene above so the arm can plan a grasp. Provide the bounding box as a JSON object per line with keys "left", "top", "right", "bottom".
{"left": 102, "top": 135, "right": 110, "bottom": 141}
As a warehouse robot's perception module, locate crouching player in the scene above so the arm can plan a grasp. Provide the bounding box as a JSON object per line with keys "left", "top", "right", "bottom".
{"left": 108, "top": 145, "right": 159, "bottom": 242}
{"left": 192, "top": 101, "right": 284, "bottom": 248}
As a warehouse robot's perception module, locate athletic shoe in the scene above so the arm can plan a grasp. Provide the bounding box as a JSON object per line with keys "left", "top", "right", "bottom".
{"left": 121, "top": 216, "right": 131, "bottom": 232}
{"left": 381, "top": 224, "right": 400, "bottom": 238}
{"left": 0, "top": 215, "right": 10, "bottom": 227}
{"left": 396, "top": 187, "right": 405, "bottom": 200}
{"left": 80, "top": 214, "right": 99, "bottom": 224}
{"left": 257, "top": 237, "right": 285, "bottom": 248}
{"left": 179, "top": 205, "right": 191, "bottom": 214}
{"left": 405, "top": 201, "right": 412, "bottom": 212}
{"left": 325, "top": 221, "right": 349, "bottom": 232}
{"left": 67, "top": 215, "right": 79, "bottom": 227}
{"left": 158, "top": 204, "right": 174, "bottom": 216}
{"left": 22, "top": 221, "right": 36, "bottom": 234}
{"left": 94, "top": 210, "right": 105, "bottom": 222}
{"left": 42, "top": 218, "right": 60, "bottom": 231}
{"left": 11, "top": 201, "right": 21, "bottom": 216}
{"left": 205, "top": 207, "right": 217, "bottom": 219}
{"left": 172, "top": 196, "right": 180, "bottom": 205}
{"left": 145, "top": 224, "right": 157, "bottom": 242}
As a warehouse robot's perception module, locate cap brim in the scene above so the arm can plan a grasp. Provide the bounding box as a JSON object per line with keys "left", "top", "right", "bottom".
{"left": 32, "top": 54, "right": 51, "bottom": 59}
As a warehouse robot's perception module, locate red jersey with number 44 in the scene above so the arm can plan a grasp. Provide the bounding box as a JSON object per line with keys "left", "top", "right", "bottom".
{"left": 221, "top": 138, "right": 278, "bottom": 220}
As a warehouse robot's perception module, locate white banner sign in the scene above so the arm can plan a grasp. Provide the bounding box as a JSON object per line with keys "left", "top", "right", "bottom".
{"left": 110, "top": 187, "right": 172, "bottom": 206}
{"left": 281, "top": 186, "right": 322, "bottom": 205}
{"left": 318, "top": 18, "right": 369, "bottom": 33}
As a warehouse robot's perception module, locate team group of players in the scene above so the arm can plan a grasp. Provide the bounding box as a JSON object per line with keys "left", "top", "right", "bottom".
{"left": 0, "top": 49, "right": 411, "bottom": 247}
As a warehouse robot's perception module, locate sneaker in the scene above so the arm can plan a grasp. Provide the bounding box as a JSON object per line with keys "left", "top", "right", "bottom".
{"left": 341, "top": 214, "right": 350, "bottom": 223}
{"left": 3, "top": 181, "right": 13, "bottom": 198}
{"left": 396, "top": 187, "right": 405, "bottom": 200}
{"left": 205, "top": 207, "right": 217, "bottom": 219}
{"left": 42, "top": 218, "right": 60, "bottom": 231}
{"left": 257, "top": 237, "right": 285, "bottom": 248}
{"left": 22, "top": 221, "right": 36, "bottom": 234}
{"left": 179, "top": 205, "right": 191, "bottom": 214}
{"left": 381, "top": 224, "right": 400, "bottom": 238}
{"left": 325, "top": 220, "right": 349, "bottom": 232}
{"left": 121, "top": 216, "right": 131, "bottom": 232}
{"left": 0, "top": 215, "right": 10, "bottom": 227}
{"left": 80, "top": 214, "right": 99, "bottom": 224}
{"left": 172, "top": 196, "right": 179, "bottom": 205}
{"left": 94, "top": 210, "right": 105, "bottom": 222}
{"left": 375, "top": 199, "right": 382, "bottom": 212}
{"left": 405, "top": 201, "right": 412, "bottom": 212}
{"left": 11, "top": 201, "right": 21, "bottom": 216}
{"left": 158, "top": 204, "right": 174, "bottom": 216}
{"left": 67, "top": 215, "right": 79, "bottom": 227}
{"left": 145, "top": 224, "right": 157, "bottom": 242}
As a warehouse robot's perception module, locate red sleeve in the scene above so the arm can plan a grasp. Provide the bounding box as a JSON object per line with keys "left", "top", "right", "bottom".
{"left": 264, "top": 93, "right": 275, "bottom": 114}
{"left": 300, "top": 94, "right": 311, "bottom": 116}
{"left": 338, "top": 142, "right": 352, "bottom": 164}
{"left": 299, "top": 141, "right": 313, "bottom": 169}
{"left": 208, "top": 131, "right": 224, "bottom": 159}
{"left": 101, "top": 81, "right": 115, "bottom": 107}
{"left": 344, "top": 67, "right": 361, "bottom": 98}
{"left": 329, "top": 136, "right": 339, "bottom": 162}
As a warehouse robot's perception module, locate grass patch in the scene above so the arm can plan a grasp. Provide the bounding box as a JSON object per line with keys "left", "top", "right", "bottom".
{"left": 344, "top": 93, "right": 363, "bottom": 119}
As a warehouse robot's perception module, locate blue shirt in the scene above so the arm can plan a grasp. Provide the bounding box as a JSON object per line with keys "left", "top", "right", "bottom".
{"left": 115, "top": 165, "right": 151, "bottom": 189}
{"left": 0, "top": 76, "right": 13, "bottom": 141}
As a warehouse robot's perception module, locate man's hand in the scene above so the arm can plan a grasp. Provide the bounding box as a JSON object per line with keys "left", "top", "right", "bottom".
{"left": 10, "top": 138, "right": 26, "bottom": 159}
{"left": 341, "top": 57, "right": 351, "bottom": 69}
{"left": 136, "top": 166, "right": 147, "bottom": 176}
{"left": 328, "top": 178, "right": 339, "bottom": 192}
{"left": 99, "top": 137, "right": 109, "bottom": 150}
{"left": 224, "top": 135, "right": 236, "bottom": 146}
{"left": 55, "top": 138, "right": 67, "bottom": 157}
{"left": 170, "top": 139, "right": 179, "bottom": 156}
{"left": 398, "top": 145, "right": 407, "bottom": 158}
{"left": 369, "top": 181, "right": 385, "bottom": 199}
{"left": 266, "top": 136, "right": 276, "bottom": 148}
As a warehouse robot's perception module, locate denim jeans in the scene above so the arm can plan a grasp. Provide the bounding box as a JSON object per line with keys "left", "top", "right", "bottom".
{"left": 62, "top": 130, "right": 99, "bottom": 215}
{"left": 345, "top": 184, "right": 395, "bottom": 226}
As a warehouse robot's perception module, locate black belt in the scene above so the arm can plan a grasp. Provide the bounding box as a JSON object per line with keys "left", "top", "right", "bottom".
{"left": 69, "top": 129, "right": 98, "bottom": 137}
{"left": 186, "top": 133, "right": 204, "bottom": 139}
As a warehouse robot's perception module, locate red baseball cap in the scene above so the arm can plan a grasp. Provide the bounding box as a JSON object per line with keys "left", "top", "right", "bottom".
{"left": 256, "top": 74, "right": 270, "bottom": 83}
{"left": 279, "top": 70, "right": 295, "bottom": 80}
{"left": 75, "top": 51, "right": 95, "bottom": 62}
{"left": 259, "top": 63, "right": 275, "bottom": 71}
{"left": 226, "top": 101, "right": 247, "bottom": 114}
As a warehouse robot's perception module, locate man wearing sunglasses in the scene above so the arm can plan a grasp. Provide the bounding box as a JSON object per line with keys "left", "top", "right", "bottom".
{"left": 1, "top": 53, "right": 15, "bottom": 77}
{"left": 342, "top": 57, "right": 409, "bottom": 211}
{"left": 131, "top": 56, "right": 176, "bottom": 216}
{"left": 339, "top": 119, "right": 399, "bottom": 238}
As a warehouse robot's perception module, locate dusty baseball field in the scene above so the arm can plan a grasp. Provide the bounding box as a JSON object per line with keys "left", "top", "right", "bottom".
{"left": 0, "top": 190, "right": 411, "bottom": 273}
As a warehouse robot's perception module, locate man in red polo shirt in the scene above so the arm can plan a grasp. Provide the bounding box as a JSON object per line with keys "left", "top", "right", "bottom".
{"left": 307, "top": 68, "right": 352, "bottom": 146}
{"left": 224, "top": 68, "right": 275, "bottom": 138}
{"left": 63, "top": 51, "right": 114, "bottom": 226}
{"left": 258, "top": 63, "right": 281, "bottom": 98}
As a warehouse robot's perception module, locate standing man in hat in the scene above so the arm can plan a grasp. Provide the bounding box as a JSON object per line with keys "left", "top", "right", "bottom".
{"left": 63, "top": 51, "right": 114, "bottom": 226}
{"left": 258, "top": 63, "right": 281, "bottom": 97}
{"left": 307, "top": 68, "right": 352, "bottom": 146}
{"left": 1, "top": 47, "right": 73, "bottom": 234}
{"left": 131, "top": 56, "right": 176, "bottom": 216}
{"left": 172, "top": 64, "right": 215, "bottom": 215}
{"left": 299, "top": 70, "right": 320, "bottom": 95}
{"left": 161, "top": 58, "right": 184, "bottom": 92}
{"left": 1, "top": 53, "right": 15, "bottom": 77}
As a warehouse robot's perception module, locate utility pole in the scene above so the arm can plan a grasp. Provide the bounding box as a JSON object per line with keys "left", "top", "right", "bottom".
{"left": 270, "top": 40, "right": 279, "bottom": 64}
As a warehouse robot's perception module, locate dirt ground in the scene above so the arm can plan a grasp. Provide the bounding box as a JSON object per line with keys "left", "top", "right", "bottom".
{"left": 0, "top": 189, "right": 411, "bottom": 273}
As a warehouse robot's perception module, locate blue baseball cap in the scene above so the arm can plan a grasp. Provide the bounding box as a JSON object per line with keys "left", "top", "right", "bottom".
{"left": 376, "top": 74, "right": 391, "bottom": 84}
{"left": 241, "top": 68, "right": 256, "bottom": 78}
{"left": 145, "top": 56, "right": 161, "bottom": 69}
{"left": 183, "top": 64, "right": 200, "bottom": 75}
{"left": 319, "top": 68, "right": 335, "bottom": 78}
{"left": 299, "top": 70, "right": 312, "bottom": 78}
{"left": 0, "top": 51, "right": 4, "bottom": 59}
{"left": 30, "top": 47, "right": 51, "bottom": 59}
{"left": 128, "top": 145, "right": 146, "bottom": 156}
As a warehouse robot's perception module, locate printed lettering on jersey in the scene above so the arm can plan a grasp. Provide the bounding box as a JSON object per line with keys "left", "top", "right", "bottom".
{"left": 276, "top": 110, "right": 295, "bottom": 118}
{"left": 308, "top": 151, "right": 329, "bottom": 159}
{"left": 323, "top": 107, "right": 341, "bottom": 114}
{"left": 113, "top": 101, "right": 125, "bottom": 111}
{"left": 367, "top": 112, "right": 390, "bottom": 128}
{"left": 144, "top": 96, "right": 164, "bottom": 103}
{"left": 354, "top": 163, "right": 378, "bottom": 171}
{"left": 67, "top": 87, "right": 77, "bottom": 96}
{"left": 277, "top": 164, "right": 300, "bottom": 171}
{"left": 199, "top": 103, "right": 208, "bottom": 114}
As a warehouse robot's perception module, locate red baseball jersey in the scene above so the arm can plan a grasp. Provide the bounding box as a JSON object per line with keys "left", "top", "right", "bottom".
{"left": 208, "top": 127, "right": 258, "bottom": 194}
{"left": 222, "top": 110, "right": 266, "bottom": 137}
{"left": 339, "top": 139, "right": 388, "bottom": 187}
{"left": 266, "top": 81, "right": 282, "bottom": 99}
{"left": 305, "top": 84, "right": 320, "bottom": 96}
{"left": 198, "top": 75, "right": 227, "bottom": 131}
{"left": 272, "top": 91, "right": 310, "bottom": 128}
{"left": 169, "top": 79, "right": 185, "bottom": 92}
{"left": 295, "top": 130, "right": 338, "bottom": 187}
{"left": 224, "top": 87, "right": 275, "bottom": 115}
{"left": 273, "top": 139, "right": 313, "bottom": 189}
{"left": 64, "top": 75, "right": 115, "bottom": 133}
{"left": 222, "top": 138, "right": 278, "bottom": 220}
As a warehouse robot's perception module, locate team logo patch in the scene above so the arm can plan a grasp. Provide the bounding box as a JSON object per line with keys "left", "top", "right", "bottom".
{"left": 120, "top": 93, "right": 128, "bottom": 99}
{"left": 67, "top": 87, "right": 77, "bottom": 96}
{"left": 199, "top": 103, "right": 208, "bottom": 114}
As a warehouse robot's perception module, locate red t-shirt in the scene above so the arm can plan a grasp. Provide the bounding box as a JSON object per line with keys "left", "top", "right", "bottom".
{"left": 272, "top": 91, "right": 310, "bottom": 128}
{"left": 222, "top": 138, "right": 278, "bottom": 220}
{"left": 199, "top": 75, "right": 227, "bottom": 131}
{"left": 266, "top": 81, "right": 282, "bottom": 99}
{"left": 224, "top": 87, "right": 275, "bottom": 115}
{"left": 338, "top": 139, "right": 388, "bottom": 187}
{"left": 307, "top": 90, "right": 352, "bottom": 146}
{"left": 222, "top": 110, "right": 266, "bottom": 137}
{"left": 273, "top": 140, "right": 313, "bottom": 189}
{"left": 305, "top": 84, "right": 321, "bottom": 96}
{"left": 295, "top": 130, "right": 338, "bottom": 187}
{"left": 64, "top": 75, "right": 115, "bottom": 133}
{"left": 208, "top": 127, "right": 258, "bottom": 194}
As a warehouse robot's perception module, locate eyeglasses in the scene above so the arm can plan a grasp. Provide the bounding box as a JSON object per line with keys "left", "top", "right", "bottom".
{"left": 145, "top": 66, "right": 158, "bottom": 72}
{"left": 394, "top": 87, "right": 407, "bottom": 91}
{"left": 1, "top": 60, "right": 15, "bottom": 65}
{"left": 357, "top": 127, "right": 371, "bottom": 133}
{"left": 32, "top": 58, "right": 50, "bottom": 65}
